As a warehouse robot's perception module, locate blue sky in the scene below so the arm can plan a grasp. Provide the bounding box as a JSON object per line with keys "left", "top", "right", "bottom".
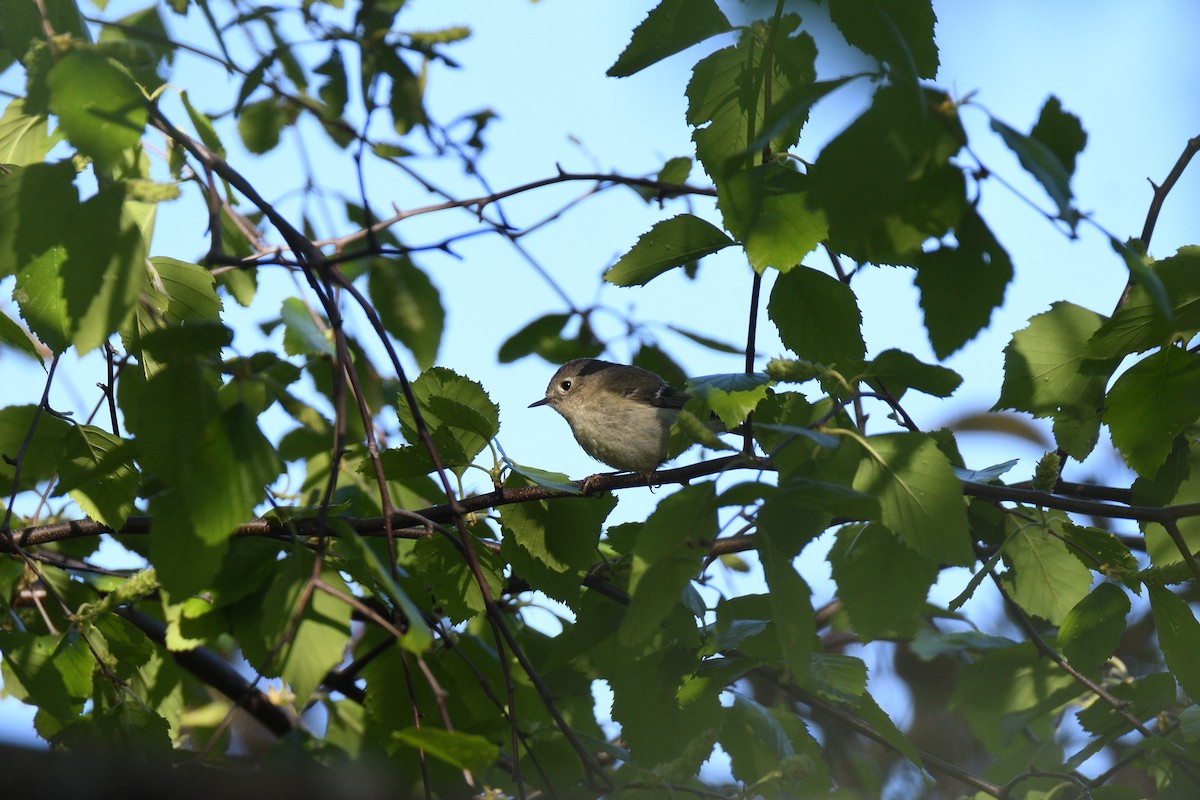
{"left": 2, "top": 0, "right": 1199, "bottom": 758}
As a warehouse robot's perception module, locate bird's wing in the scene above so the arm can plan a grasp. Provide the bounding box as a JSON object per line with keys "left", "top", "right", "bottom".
{"left": 626, "top": 383, "right": 690, "bottom": 410}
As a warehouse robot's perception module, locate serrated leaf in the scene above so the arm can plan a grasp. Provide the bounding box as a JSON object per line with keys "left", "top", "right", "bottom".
{"left": 1086, "top": 246, "right": 1200, "bottom": 359}
{"left": 809, "top": 85, "right": 966, "bottom": 265}
{"left": 688, "top": 371, "right": 771, "bottom": 428}
{"left": 396, "top": 367, "right": 499, "bottom": 468}
{"left": 769, "top": 265, "right": 865, "bottom": 367}
{"left": 12, "top": 249, "right": 71, "bottom": 357}
{"left": 1002, "top": 525, "right": 1093, "bottom": 625}
{"left": 914, "top": 208, "right": 1013, "bottom": 358}
{"left": 829, "top": 523, "right": 937, "bottom": 640}
{"left": 55, "top": 425, "right": 137, "bottom": 530}
{"left": 716, "top": 163, "right": 826, "bottom": 271}
{"left": 851, "top": 432, "right": 973, "bottom": 565}
{"left": 47, "top": 48, "right": 147, "bottom": 171}
{"left": 500, "top": 474, "right": 616, "bottom": 606}
{"left": 607, "top": 0, "right": 732, "bottom": 78}
{"left": 861, "top": 348, "right": 962, "bottom": 399}
{"left": 828, "top": 0, "right": 938, "bottom": 79}
{"left": 995, "top": 302, "right": 1119, "bottom": 461}
{"left": 1031, "top": 95, "right": 1087, "bottom": 176}
{"left": 1105, "top": 346, "right": 1200, "bottom": 477}
{"left": 687, "top": 16, "right": 816, "bottom": 178}
{"left": 604, "top": 214, "right": 733, "bottom": 286}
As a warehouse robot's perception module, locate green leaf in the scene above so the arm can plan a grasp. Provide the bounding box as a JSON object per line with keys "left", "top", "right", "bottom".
{"left": 336, "top": 527, "right": 433, "bottom": 654}
{"left": 0, "top": 632, "right": 92, "bottom": 723}
{"left": 914, "top": 208, "right": 1014, "bottom": 358}
{"left": 497, "top": 312, "right": 570, "bottom": 363}
{"left": 687, "top": 16, "right": 816, "bottom": 178}
{"left": 502, "top": 457, "right": 581, "bottom": 495}
{"left": 991, "top": 116, "right": 1078, "bottom": 226}
{"left": 687, "top": 371, "right": 771, "bottom": 429}
{"left": 604, "top": 214, "right": 733, "bottom": 286}
{"left": 1086, "top": 246, "right": 1200, "bottom": 359}
{"left": 180, "top": 90, "right": 225, "bottom": 158}
{"left": 607, "top": 0, "right": 732, "bottom": 78}
{"left": 667, "top": 324, "right": 744, "bottom": 355}
{"left": 61, "top": 186, "right": 145, "bottom": 354}
{"left": 0, "top": 160, "right": 78, "bottom": 280}
{"left": 0, "top": 98, "right": 58, "bottom": 166}
{"left": 55, "top": 425, "right": 138, "bottom": 529}
{"left": 861, "top": 348, "right": 962, "bottom": 399}
{"left": 47, "top": 48, "right": 147, "bottom": 172}
{"left": 1001, "top": 524, "right": 1094, "bottom": 625}
{"left": 0, "top": 404, "right": 71, "bottom": 491}
{"left": 1061, "top": 523, "right": 1140, "bottom": 588}
{"left": 715, "top": 163, "right": 826, "bottom": 271}
{"left": 410, "top": 534, "right": 505, "bottom": 624}
{"left": 720, "top": 695, "right": 827, "bottom": 791}
{"left": 756, "top": 491, "right": 819, "bottom": 678}
{"left": 1132, "top": 439, "right": 1200, "bottom": 569}
{"left": 393, "top": 727, "right": 500, "bottom": 772}
{"left": 315, "top": 48, "right": 348, "bottom": 118}
{"left": 237, "top": 98, "right": 285, "bottom": 154}
{"left": 501, "top": 475, "right": 616, "bottom": 606}
{"left": 1059, "top": 583, "right": 1130, "bottom": 673}
{"left": 1031, "top": 96, "right": 1087, "bottom": 176}
{"left": 851, "top": 432, "right": 974, "bottom": 565}
{"left": 0, "top": 308, "right": 42, "bottom": 361}
{"left": 1111, "top": 237, "right": 1171, "bottom": 320}
{"left": 280, "top": 296, "right": 335, "bottom": 356}
{"left": 950, "top": 643, "right": 1077, "bottom": 751}
{"left": 632, "top": 343, "right": 688, "bottom": 389}
{"left": 747, "top": 76, "right": 858, "bottom": 156}
{"left": 809, "top": 85, "right": 965, "bottom": 265}
{"left": 656, "top": 155, "right": 692, "bottom": 186}
{"left": 247, "top": 552, "right": 352, "bottom": 706}
{"left": 769, "top": 265, "right": 865, "bottom": 367}
{"left": 828, "top": 523, "right": 938, "bottom": 640}
{"left": 368, "top": 256, "right": 444, "bottom": 370}
{"left": 396, "top": 367, "right": 499, "bottom": 470}
{"left": 1148, "top": 584, "right": 1200, "bottom": 702}
{"left": 1105, "top": 346, "right": 1200, "bottom": 477}
{"left": 995, "top": 302, "right": 1119, "bottom": 460}
{"left": 618, "top": 484, "right": 718, "bottom": 646}
{"left": 829, "top": 0, "right": 937, "bottom": 78}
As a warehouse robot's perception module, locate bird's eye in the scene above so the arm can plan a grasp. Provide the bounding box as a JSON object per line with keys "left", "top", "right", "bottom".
{"left": 559, "top": 379, "right": 572, "bottom": 392}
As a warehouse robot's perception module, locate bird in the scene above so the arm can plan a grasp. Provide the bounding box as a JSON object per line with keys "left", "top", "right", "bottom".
{"left": 528, "top": 358, "right": 723, "bottom": 473}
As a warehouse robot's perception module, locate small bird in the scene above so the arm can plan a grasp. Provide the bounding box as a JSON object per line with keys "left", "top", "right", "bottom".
{"left": 529, "top": 358, "right": 721, "bottom": 473}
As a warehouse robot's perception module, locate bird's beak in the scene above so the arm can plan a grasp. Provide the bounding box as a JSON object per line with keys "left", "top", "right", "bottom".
{"left": 528, "top": 398, "right": 548, "bottom": 408}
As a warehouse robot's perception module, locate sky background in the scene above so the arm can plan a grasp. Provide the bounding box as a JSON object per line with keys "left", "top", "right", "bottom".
{"left": 2, "top": 0, "right": 1199, "bottom": 764}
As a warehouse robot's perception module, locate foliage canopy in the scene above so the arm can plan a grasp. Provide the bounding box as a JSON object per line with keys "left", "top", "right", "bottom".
{"left": 2, "top": 1, "right": 1200, "bottom": 798}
